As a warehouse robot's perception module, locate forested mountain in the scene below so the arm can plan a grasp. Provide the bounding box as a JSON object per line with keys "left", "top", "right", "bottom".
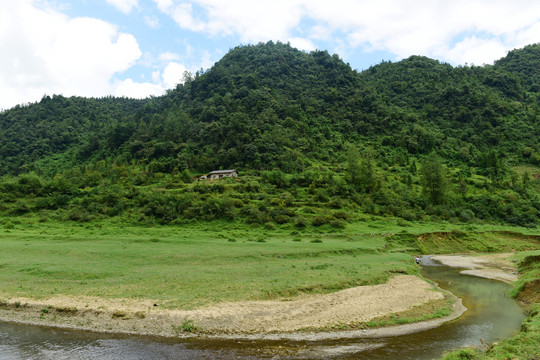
{"left": 0, "top": 42, "right": 539, "bottom": 227}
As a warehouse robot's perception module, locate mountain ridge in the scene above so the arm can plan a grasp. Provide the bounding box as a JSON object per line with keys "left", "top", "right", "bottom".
{"left": 0, "top": 42, "right": 538, "bottom": 227}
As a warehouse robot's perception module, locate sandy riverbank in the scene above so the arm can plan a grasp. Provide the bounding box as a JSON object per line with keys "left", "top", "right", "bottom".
{"left": 431, "top": 253, "right": 518, "bottom": 283}
{"left": 0, "top": 274, "right": 463, "bottom": 340}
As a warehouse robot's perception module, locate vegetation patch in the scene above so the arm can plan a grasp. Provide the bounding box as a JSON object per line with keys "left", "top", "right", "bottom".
{"left": 54, "top": 306, "right": 78, "bottom": 315}
{"left": 173, "top": 319, "right": 197, "bottom": 333}
{"left": 323, "top": 297, "right": 453, "bottom": 331}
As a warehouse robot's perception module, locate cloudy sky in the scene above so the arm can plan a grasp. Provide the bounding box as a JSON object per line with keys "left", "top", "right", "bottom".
{"left": 1, "top": 0, "right": 539, "bottom": 110}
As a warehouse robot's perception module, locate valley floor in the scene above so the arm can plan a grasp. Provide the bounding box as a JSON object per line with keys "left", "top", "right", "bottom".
{"left": 0, "top": 221, "right": 537, "bottom": 345}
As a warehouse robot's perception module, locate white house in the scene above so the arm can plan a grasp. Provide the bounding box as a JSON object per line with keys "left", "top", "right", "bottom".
{"left": 207, "top": 169, "right": 238, "bottom": 179}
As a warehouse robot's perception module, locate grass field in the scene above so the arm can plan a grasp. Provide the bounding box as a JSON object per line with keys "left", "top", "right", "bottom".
{"left": 1, "top": 217, "right": 538, "bottom": 310}
{"left": 0, "top": 218, "right": 414, "bottom": 309}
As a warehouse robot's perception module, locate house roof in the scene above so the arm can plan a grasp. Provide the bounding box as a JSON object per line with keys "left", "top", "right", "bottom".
{"left": 208, "top": 169, "right": 237, "bottom": 174}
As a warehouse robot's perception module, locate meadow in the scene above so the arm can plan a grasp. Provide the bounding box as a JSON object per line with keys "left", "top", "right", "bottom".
{"left": 1, "top": 216, "right": 538, "bottom": 310}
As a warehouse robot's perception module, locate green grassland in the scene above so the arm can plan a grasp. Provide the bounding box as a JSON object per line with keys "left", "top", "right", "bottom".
{"left": 0, "top": 219, "right": 414, "bottom": 309}
{"left": 1, "top": 217, "right": 538, "bottom": 310}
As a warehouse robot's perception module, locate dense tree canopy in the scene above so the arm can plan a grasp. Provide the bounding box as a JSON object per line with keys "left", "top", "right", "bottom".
{"left": 0, "top": 41, "right": 539, "bottom": 227}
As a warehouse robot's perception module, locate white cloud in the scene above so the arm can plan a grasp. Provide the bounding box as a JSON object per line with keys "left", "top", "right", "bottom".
{"left": 155, "top": 0, "right": 304, "bottom": 42}
{"left": 162, "top": 62, "right": 188, "bottom": 88}
{"left": 309, "top": 25, "right": 332, "bottom": 41}
{"left": 113, "top": 61, "right": 191, "bottom": 99}
{"left": 0, "top": 0, "right": 142, "bottom": 110}
{"left": 158, "top": 52, "right": 181, "bottom": 62}
{"left": 288, "top": 37, "right": 316, "bottom": 52}
{"left": 154, "top": 0, "right": 540, "bottom": 66}
{"left": 151, "top": 70, "right": 161, "bottom": 83}
{"left": 144, "top": 15, "right": 160, "bottom": 29}
{"left": 153, "top": 0, "right": 174, "bottom": 12}
{"left": 514, "top": 22, "right": 540, "bottom": 49}
{"left": 105, "top": 0, "right": 139, "bottom": 14}
{"left": 114, "top": 78, "right": 164, "bottom": 98}
{"left": 444, "top": 37, "right": 507, "bottom": 66}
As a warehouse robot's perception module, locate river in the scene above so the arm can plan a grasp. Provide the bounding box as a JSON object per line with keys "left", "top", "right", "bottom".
{"left": 0, "top": 257, "right": 525, "bottom": 359}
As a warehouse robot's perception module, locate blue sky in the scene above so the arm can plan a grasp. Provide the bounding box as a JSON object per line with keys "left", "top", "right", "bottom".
{"left": 1, "top": 0, "right": 540, "bottom": 110}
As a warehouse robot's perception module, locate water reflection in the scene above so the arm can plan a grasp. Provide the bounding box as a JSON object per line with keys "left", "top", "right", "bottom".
{"left": 0, "top": 260, "right": 525, "bottom": 359}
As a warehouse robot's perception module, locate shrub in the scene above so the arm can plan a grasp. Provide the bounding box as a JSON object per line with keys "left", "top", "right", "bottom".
{"left": 333, "top": 210, "right": 350, "bottom": 220}
{"left": 330, "top": 219, "right": 346, "bottom": 228}
{"left": 327, "top": 199, "right": 344, "bottom": 209}
{"left": 459, "top": 209, "right": 475, "bottom": 222}
{"left": 264, "top": 222, "right": 276, "bottom": 230}
{"left": 17, "top": 173, "right": 44, "bottom": 195}
{"left": 312, "top": 215, "right": 333, "bottom": 226}
{"left": 241, "top": 205, "right": 268, "bottom": 224}
{"left": 12, "top": 201, "right": 30, "bottom": 215}
{"left": 315, "top": 189, "right": 329, "bottom": 202}
{"left": 273, "top": 214, "right": 290, "bottom": 224}
{"left": 261, "top": 170, "right": 288, "bottom": 188}
{"left": 396, "top": 219, "right": 410, "bottom": 227}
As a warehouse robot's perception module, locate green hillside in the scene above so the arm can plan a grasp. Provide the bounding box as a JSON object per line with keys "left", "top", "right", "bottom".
{"left": 0, "top": 41, "right": 539, "bottom": 227}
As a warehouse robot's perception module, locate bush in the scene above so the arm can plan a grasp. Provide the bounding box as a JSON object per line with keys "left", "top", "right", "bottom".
{"left": 12, "top": 201, "right": 30, "bottom": 215}
{"left": 314, "top": 189, "right": 329, "bottom": 202}
{"left": 273, "top": 214, "right": 290, "bottom": 224}
{"left": 330, "top": 219, "right": 346, "bottom": 228}
{"left": 241, "top": 204, "right": 269, "bottom": 224}
{"left": 294, "top": 216, "right": 307, "bottom": 228}
{"left": 17, "top": 173, "right": 44, "bottom": 195}
{"left": 184, "top": 196, "right": 235, "bottom": 221}
{"left": 327, "top": 198, "right": 344, "bottom": 209}
{"left": 459, "top": 209, "right": 475, "bottom": 222}
{"left": 67, "top": 208, "right": 92, "bottom": 222}
{"left": 333, "top": 210, "right": 351, "bottom": 220}
{"left": 264, "top": 222, "right": 276, "bottom": 230}
{"left": 396, "top": 219, "right": 410, "bottom": 227}
{"left": 261, "top": 170, "right": 289, "bottom": 188}
{"left": 312, "top": 215, "right": 333, "bottom": 226}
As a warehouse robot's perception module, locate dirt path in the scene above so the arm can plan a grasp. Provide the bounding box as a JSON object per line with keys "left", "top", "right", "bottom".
{"left": 0, "top": 275, "right": 460, "bottom": 339}
{"left": 431, "top": 253, "right": 518, "bottom": 283}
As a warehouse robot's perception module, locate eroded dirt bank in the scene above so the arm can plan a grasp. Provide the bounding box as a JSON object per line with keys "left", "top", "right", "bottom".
{"left": 0, "top": 275, "right": 462, "bottom": 339}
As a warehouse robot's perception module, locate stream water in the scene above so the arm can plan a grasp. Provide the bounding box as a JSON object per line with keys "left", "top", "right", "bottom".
{"left": 0, "top": 258, "right": 526, "bottom": 359}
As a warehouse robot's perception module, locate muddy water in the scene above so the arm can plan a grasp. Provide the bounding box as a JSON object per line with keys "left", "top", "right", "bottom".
{"left": 0, "top": 258, "right": 525, "bottom": 359}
